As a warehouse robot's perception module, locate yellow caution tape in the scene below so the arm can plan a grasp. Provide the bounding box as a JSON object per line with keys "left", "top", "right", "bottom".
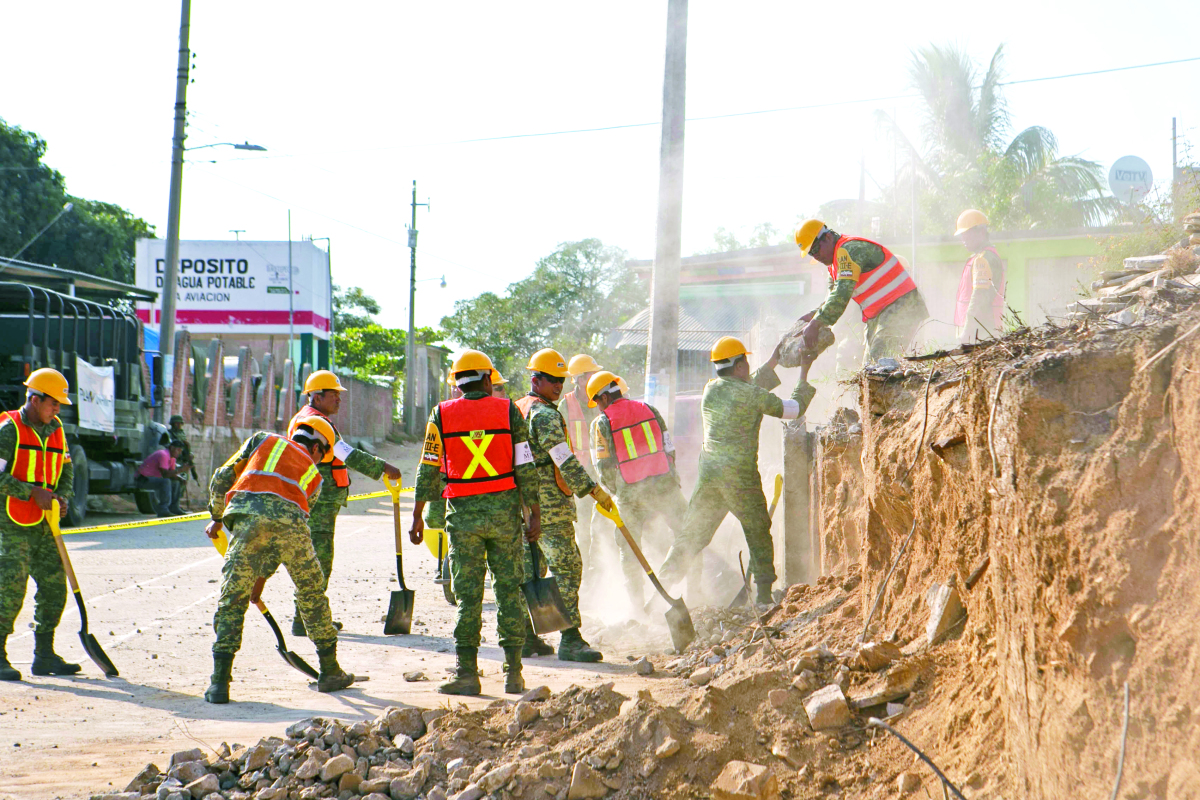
{"left": 61, "top": 486, "right": 414, "bottom": 535}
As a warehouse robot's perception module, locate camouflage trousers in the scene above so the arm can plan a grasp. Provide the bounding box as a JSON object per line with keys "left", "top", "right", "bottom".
{"left": 0, "top": 523, "right": 66, "bottom": 638}
{"left": 294, "top": 524, "right": 335, "bottom": 620}
{"left": 658, "top": 465, "right": 777, "bottom": 590}
{"left": 865, "top": 289, "right": 929, "bottom": 362}
{"left": 524, "top": 521, "right": 584, "bottom": 629}
{"left": 214, "top": 515, "right": 338, "bottom": 655}
{"left": 447, "top": 504, "right": 527, "bottom": 650}
{"left": 614, "top": 480, "right": 692, "bottom": 606}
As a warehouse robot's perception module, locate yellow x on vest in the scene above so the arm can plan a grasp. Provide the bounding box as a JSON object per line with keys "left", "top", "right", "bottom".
{"left": 461, "top": 432, "right": 499, "bottom": 479}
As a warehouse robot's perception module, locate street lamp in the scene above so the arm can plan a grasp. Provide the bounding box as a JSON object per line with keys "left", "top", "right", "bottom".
{"left": 307, "top": 236, "right": 334, "bottom": 370}
{"left": 9, "top": 201, "right": 74, "bottom": 260}
{"left": 187, "top": 141, "right": 268, "bottom": 152}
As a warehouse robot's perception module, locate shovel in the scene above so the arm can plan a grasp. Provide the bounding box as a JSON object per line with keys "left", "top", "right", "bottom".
{"left": 48, "top": 502, "right": 119, "bottom": 678}
{"left": 430, "top": 529, "right": 457, "bottom": 606}
{"left": 206, "top": 523, "right": 319, "bottom": 679}
{"left": 728, "top": 474, "right": 784, "bottom": 608}
{"left": 383, "top": 476, "right": 414, "bottom": 635}
{"left": 522, "top": 521, "right": 572, "bottom": 635}
{"left": 596, "top": 503, "right": 696, "bottom": 653}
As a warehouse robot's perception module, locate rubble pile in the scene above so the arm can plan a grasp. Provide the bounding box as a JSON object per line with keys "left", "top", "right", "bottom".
{"left": 1071, "top": 244, "right": 1200, "bottom": 324}
{"left": 1185, "top": 211, "right": 1200, "bottom": 247}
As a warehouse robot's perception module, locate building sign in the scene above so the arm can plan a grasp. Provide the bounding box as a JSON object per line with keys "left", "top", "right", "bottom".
{"left": 134, "top": 239, "right": 331, "bottom": 337}
{"left": 76, "top": 357, "right": 115, "bottom": 433}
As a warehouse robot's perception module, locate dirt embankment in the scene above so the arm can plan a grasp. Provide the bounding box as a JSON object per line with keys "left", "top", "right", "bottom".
{"left": 821, "top": 307, "right": 1200, "bottom": 798}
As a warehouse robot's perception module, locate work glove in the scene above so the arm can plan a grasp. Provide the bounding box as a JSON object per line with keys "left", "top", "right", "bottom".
{"left": 590, "top": 485, "right": 614, "bottom": 512}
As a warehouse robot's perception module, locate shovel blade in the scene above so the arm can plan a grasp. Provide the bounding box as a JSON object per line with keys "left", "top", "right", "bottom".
{"left": 280, "top": 647, "right": 320, "bottom": 679}
{"left": 665, "top": 601, "right": 696, "bottom": 653}
{"left": 384, "top": 589, "right": 415, "bottom": 635}
{"left": 727, "top": 584, "right": 749, "bottom": 610}
{"left": 523, "top": 577, "right": 572, "bottom": 635}
{"left": 79, "top": 631, "right": 119, "bottom": 678}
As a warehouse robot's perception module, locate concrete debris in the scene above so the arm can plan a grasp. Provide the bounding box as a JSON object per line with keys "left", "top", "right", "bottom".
{"left": 689, "top": 667, "right": 714, "bottom": 686}
{"left": 767, "top": 689, "right": 789, "bottom": 708}
{"left": 393, "top": 733, "right": 415, "bottom": 755}
{"left": 449, "top": 787, "right": 483, "bottom": 800}
{"left": 855, "top": 640, "right": 903, "bottom": 671}
{"left": 318, "top": 753, "right": 353, "bottom": 781}
{"left": 566, "top": 761, "right": 609, "bottom": 799}
{"left": 792, "top": 670, "right": 819, "bottom": 693}
{"left": 897, "top": 771, "right": 921, "bottom": 793}
{"left": 183, "top": 773, "right": 218, "bottom": 799}
{"left": 402, "top": 670, "right": 426, "bottom": 682}
{"left": 513, "top": 701, "right": 540, "bottom": 727}
{"left": 124, "top": 763, "right": 161, "bottom": 794}
{"left": 926, "top": 577, "right": 967, "bottom": 645}
{"left": 633, "top": 656, "right": 654, "bottom": 675}
{"left": 477, "top": 762, "right": 517, "bottom": 792}
{"left": 167, "top": 761, "right": 207, "bottom": 785}
{"left": 778, "top": 318, "right": 836, "bottom": 369}
{"left": 886, "top": 702, "right": 906, "bottom": 717}
{"left": 168, "top": 749, "right": 205, "bottom": 769}
{"left": 654, "top": 736, "right": 681, "bottom": 759}
{"left": 712, "top": 761, "right": 781, "bottom": 800}
{"left": 521, "top": 685, "right": 552, "bottom": 702}
{"left": 804, "top": 685, "right": 851, "bottom": 731}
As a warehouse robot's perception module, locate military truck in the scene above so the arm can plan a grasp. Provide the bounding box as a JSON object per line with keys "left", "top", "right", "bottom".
{"left": 0, "top": 258, "right": 166, "bottom": 525}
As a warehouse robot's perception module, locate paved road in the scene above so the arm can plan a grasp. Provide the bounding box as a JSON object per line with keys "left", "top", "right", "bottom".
{"left": 0, "top": 491, "right": 664, "bottom": 800}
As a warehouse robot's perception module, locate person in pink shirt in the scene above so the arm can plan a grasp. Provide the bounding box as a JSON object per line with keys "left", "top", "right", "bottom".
{"left": 137, "top": 440, "right": 186, "bottom": 517}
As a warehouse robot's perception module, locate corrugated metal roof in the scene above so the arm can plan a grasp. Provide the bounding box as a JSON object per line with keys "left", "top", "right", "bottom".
{"left": 610, "top": 288, "right": 805, "bottom": 351}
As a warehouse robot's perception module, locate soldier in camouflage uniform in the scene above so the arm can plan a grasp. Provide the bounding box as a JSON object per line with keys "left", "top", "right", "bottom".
{"left": 288, "top": 370, "right": 401, "bottom": 636}
{"left": 0, "top": 369, "right": 79, "bottom": 681}
{"left": 410, "top": 351, "right": 540, "bottom": 696}
{"left": 793, "top": 220, "right": 929, "bottom": 363}
{"left": 516, "top": 349, "right": 613, "bottom": 663}
{"left": 203, "top": 418, "right": 355, "bottom": 703}
{"left": 587, "top": 371, "right": 692, "bottom": 609}
{"left": 657, "top": 337, "right": 815, "bottom": 605}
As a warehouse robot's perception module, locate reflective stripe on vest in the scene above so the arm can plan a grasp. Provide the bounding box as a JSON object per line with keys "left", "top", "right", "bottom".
{"left": 829, "top": 236, "right": 917, "bottom": 321}
{"left": 440, "top": 396, "right": 517, "bottom": 497}
{"left": 226, "top": 434, "right": 322, "bottom": 515}
{"left": 289, "top": 406, "right": 350, "bottom": 488}
{"left": 602, "top": 398, "right": 670, "bottom": 485}
{"left": 516, "top": 395, "right": 572, "bottom": 496}
{"left": 562, "top": 391, "right": 592, "bottom": 467}
{"left": 1, "top": 411, "right": 68, "bottom": 526}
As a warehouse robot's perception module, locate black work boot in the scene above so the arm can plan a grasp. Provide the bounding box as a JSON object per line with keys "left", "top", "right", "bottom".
{"left": 315, "top": 644, "right": 355, "bottom": 692}
{"left": 31, "top": 631, "right": 81, "bottom": 676}
{"left": 558, "top": 628, "right": 603, "bottom": 663}
{"left": 204, "top": 653, "right": 234, "bottom": 704}
{"left": 0, "top": 638, "right": 21, "bottom": 681}
{"left": 438, "top": 647, "right": 481, "bottom": 696}
{"left": 291, "top": 615, "right": 306, "bottom": 638}
{"left": 755, "top": 581, "right": 774, "bottom": 606}
{"left": 522, "top": 618, "right": 554, "bottom": 657}
{"left": 503, "top": 646, "right": 525, "bottom": 694}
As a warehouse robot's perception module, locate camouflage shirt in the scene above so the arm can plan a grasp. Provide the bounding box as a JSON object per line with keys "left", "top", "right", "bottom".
{"left": 521, "top": 394, "right": 596, "bottom": 526}
{"left": 0, "top": 409, "right": 74, "bottom": 533}
{"left": 208, "top": 431, "right": 321, "bottom": 529}
{"left": 698, "top": 367, "right": 816, "bottom": 474}
{"left": 590, "top": 400, "right": 678, "bottom": 499}
{"left": 415, "top": 393, "right": 539, "bottom": 533}
{"left": 814, "top": 238, "right": 888, "bottom": 326}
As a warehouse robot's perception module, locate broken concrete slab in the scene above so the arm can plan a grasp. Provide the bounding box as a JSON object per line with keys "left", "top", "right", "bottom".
{"left": 804, "top": 685, "right": 851, "bottom": 731}
{"left": 566, "top": 762, "right": 608, "bottom": 799}
{"left": 926, "top": 577, "right": 966, "bottom": 645}
{"left": 712, "top": 761, "right": 781, "bottom": 800}
{"left": 856, "top": 641, "right": 903, "bottom": 671}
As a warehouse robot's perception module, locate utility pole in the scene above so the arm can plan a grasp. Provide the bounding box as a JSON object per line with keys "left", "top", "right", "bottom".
{"left": 856, "top": 152, "right": 866, "bottom": 234}
{"left": 404, "top": 181, "right": 430, "bottom": 435}
{"left": 1172, "top": 117, "right": 1178, "bottom": 212}
{"left": 287, "top": 210, "right": 294, "bottom": 366}
{"left": 644, "top": 0, "right": 687, "bottom": 428}
{"left": 159, "top": 0, "right": 192, "bottom": 411}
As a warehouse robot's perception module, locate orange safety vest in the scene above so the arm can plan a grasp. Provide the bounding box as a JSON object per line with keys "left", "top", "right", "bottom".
{"left": 289, "top": 406, "right": 349, "bottom": 488}
{"left": 561, "top": 390, "right": 592, "bottom": 468}
{"left": 0, "top": 410, "right": 69, "bottom": 526}
{"left": 831, "top": 235, "right": 917, "bottom": 321}
{"left": 602, "top": 398, "right": 670, "bottom": 485}
{"left": 439, "top": 396, "right": 517, "bottom": 497}
{"left": 226, "top": 434, "right": 323, "bottom": 515}
{"left": 515, "top": 395, "right": 571, "bottom": 496}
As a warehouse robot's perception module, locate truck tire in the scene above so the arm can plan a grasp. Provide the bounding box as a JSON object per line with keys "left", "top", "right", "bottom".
{"left": 66, "top": 444, "right": 89, "bottom": 526}
{"left": 135, "top": 489, "right": 156, "bottom": 514}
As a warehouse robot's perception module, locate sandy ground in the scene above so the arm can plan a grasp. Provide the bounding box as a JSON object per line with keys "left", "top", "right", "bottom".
{"left": 0, "top": 442, "right": 665, "bottom": 800}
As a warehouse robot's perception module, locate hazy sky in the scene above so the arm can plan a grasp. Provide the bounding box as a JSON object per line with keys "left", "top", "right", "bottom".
{"left": 3, "top": 1, "right": 1196, "bottom": 333}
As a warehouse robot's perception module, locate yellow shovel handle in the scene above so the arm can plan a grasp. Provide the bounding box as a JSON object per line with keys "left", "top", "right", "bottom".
{"left": 594, "top": 501, "right": 625, "bottom": 529}
{"left": 384, "top": 475, "right": 402, "bottom": 504}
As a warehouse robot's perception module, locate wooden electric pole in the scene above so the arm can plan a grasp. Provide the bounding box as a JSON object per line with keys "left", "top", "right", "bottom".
{"left": 645, "top": 0, "right": 687, "bottom": 427}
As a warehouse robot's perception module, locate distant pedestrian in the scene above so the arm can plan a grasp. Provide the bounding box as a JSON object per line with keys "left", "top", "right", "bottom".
{"left": 137, "top": 440, "right": 186, "bottom": 516}
{"left": 953, "top": 209, "right": 1006, "bottom": 344}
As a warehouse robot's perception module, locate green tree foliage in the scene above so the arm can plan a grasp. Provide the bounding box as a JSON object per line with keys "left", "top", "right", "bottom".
{"left": 333, "top": 324, "right": 441, "bottom": 378}
{"left": 440, "top": 239, "right": 648, "bottom": 388}
{"left": 0, "top": 119, "right": 155, "bottom": 282}
{"left": 696, "top": 223, "right": 789, "bottom": 254}
{"left": 331, "top": 284, "right": 381, "bottom": 330}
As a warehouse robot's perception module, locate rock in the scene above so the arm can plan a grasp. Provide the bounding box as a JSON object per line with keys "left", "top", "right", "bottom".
{"left": 778, "top": 318, "right": 836, "bottom": 369}
{"left": 402, "top": 671, "right": 425, "bottom": 682}
{"left": 517, "top": 744, "right": 549, "bottom": 759}
{"left": 421, "top": 709, "right": 449, "bottom": 728}
{"left": 293, "top": 758, "right": 321, "bottom": 780}
{"left": 184, "top": 774, "right": 219, "bottom": 799}
{"left": 320, "top": 754, "right": 354, "bottom": 782}
{"left": 253, "top": 789, "right": 286, "bottom": 800}
{"left": 389, "top": 762, "right": 429, "bottom": 799}
{"left": 156, "top": 779, "right": 183, "bottom": 800}
{"left": 169, "top": 749, "right": 206, "bottom": 768}
{"left": 792, "top": 670, "right": 818, "bottom": 693}
{"left": 449, "top": 787, "right": 484, "bottom": 800}
{"left": 124, "top": 763, "right": 161, "bottom": 793}
{"left": 897, "top": 772, "right": 921, "bottom": 793}
{"left": 926, "top": 578, "right": 966, "bottom": 645}
{"left": 478, "top": 763, "right": 518, "bottom": 793}
{"left": 633, "top": 657, "right": 654, "bottom": 676}
{"left": 856, "top": 641, "right": 903, "bottom": 671}
{"left": 427, "top": 788, "right": 447, "bottom": 800}
{"left": 446, "top": 758, "right": 466, "bottom": 772}
{"left": 712, "top": 761, "right": 780, "bottom": 800}
{"left": 538, "top": 763, "right": 569, "bottom": 779}
{"left": 384, "top": 708, "right": 427, "bottom": 740}
{"left": 514, "top": 701, "right": 540, "bottom": 727}
{"left": 91, "top": 794, "right": 140, "bottom": 800}
{"left": 768, "top": 689, "right": 789, "bottom": 708}
{"left": 654, "top": 737, "right": 680, "bottom": 759}
{"left": 804, "top": 685, "right": 851, "bottom": 731}
{"left": 362, "top": 795, "right": 391, "bottom": 800}
{"left": 168, "top": 762, "right": 207, "bottom": 785}
{"left": 359, "top": 778, "right": 391, "bottom": 794}
{"left": 338, "top": 773, "right": 362, "bottom": 794}
{"left": 886, "top": 702, "right": 906, "bottom": 717}
{"left": 521, "top": 685, "right": 552, "bottom": 703}
{"left": 392, "top": 734, "right": 414, "bottom": 755}
{"left": 244, "top": 745, "right": 271, "bottom": 772}
{"left": 791, "top": 656, "right": 817, "bottom": 674}
{"left": 689, "top": 667, "right": 713, "bottom": 686}
{"left": 566, "top": 762, "right": 608, "bottom": 799}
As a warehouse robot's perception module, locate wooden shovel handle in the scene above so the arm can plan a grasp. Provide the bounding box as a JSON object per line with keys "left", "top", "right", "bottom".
{"left": 47, "top": 501, "right": 82, "bottom": 594}
{"left": 250, "top": 576, "right": 267, "bottom": 607}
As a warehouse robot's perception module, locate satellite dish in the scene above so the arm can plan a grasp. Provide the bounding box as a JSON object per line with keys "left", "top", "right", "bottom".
{"left": 1109, "top": 156, "right": 1153, "bottom": 204}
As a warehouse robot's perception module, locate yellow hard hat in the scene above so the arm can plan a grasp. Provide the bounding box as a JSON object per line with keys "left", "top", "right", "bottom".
{"left": 617, "top": 377, "right": 630, "bottom": 396}
{"left": 794, "top": 219, "right": 828, "bottom": 254}
{"left": 303, "top": 369, "right": 346, "bottom": 394}
{"left": 292, "top": 415, "right": 337, "bottom": 461}
{"left": 451, "top": 350, "right": 494, "bottom": 375}
{"left": 526, "top": 348, "right": 569, "bottom": 378}
{"left": 710, "top": 336, "right": 751, "bottom": 363}
{"left": 25, "top": 368, "right": 71, "bottom": 405}
{"left": 585, "top": 370, "right": 620, "bottom": 407}
{"left": 568, "top": 354, "right": 603, "bottom": 377}
{"left": 490, "top": 368, "right": 507, "bottom": 385}
{"left": 954, "top": 209, "right": 989, "bottom": 236}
